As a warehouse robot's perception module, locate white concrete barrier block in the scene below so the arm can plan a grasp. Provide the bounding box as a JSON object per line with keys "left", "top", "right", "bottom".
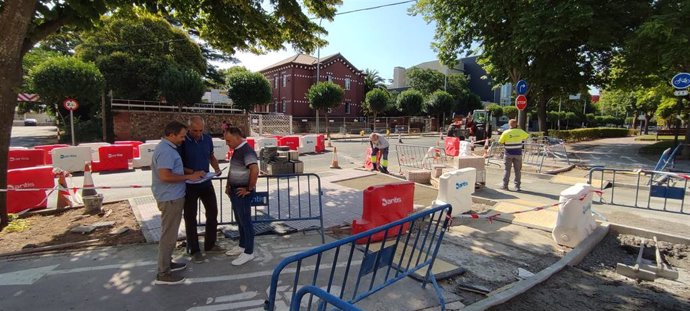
{"left": 432, "top": 168, "right": 476, "bottom": 216}
{"left": 255, "top": 137, "right": 278, "bottom": 152}
{"left": 552, "top": 183, "right": 597, "bottom": 248}
{"left": 133, "top": 143, "right": 157, "bottom": 168}
{"left": 52, "top": 146, "right": 92, "bottom": 173}
{"left": 78, "top": 142, "right": 110, "bottom": 161}
{"left": 299, "top": 135, "right": 317, "bottom": 154}
{"left": 212, "top": 138, "right": 229, "bottom": 161}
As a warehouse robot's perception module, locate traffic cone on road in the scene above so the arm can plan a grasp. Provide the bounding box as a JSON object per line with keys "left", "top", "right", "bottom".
{"left": 330, "top": 147, "right": 341, "bottom": 169}
{"left": 56, "top": 172, "right": 73, "bottom": 209}
{"left": 327, "top": 135, "right": 333, "bottom": 148}
{"left": 82, "top": 161, "right": 98, "bottom": 197}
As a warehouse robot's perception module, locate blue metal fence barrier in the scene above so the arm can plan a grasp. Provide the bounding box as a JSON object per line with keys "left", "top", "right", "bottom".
{"left": 198, "top": 173, "right": 325, "bottom": 243}
{"left": 290, "top": 286, "right": 363, "bottom": 311}
{"left": 264, "top": 204, "right": 453, "bottom": 311}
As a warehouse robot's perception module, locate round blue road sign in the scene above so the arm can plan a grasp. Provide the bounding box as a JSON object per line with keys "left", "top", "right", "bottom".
{"left": 516, "top": 80, "right": 528, "bottom": 95}
{"left": 672, "top": 73, "right": 690, "bottom": 89}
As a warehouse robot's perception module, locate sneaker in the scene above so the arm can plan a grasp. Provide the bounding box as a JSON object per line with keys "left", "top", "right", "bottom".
{"left": 225, "top": 246, "right": 245, "bottom": 257}
{"left": 155, "top": 273, "right": 185, "bottom": 285}
{"left": 231, "top": 252, "right": 255, "bottom": 266}
{"left": 515, "top": 187, "right": 521, "bottom": 192}
{"left": 191, "top": 252, "right": 205, "bottom": 264}
{"left": 170, "top": 262, "right": 187, "bottom": 272}
{"left": 205, "top": 245, "right": 225, "bottom": 253}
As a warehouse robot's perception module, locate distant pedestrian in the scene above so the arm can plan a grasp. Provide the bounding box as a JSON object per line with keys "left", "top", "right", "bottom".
{"left": 369, "top": 133, "right": 390, "bottom": 174}
{"left": 498, "top": 119, "right": 529, "bottom": 191}
{"left": 151, "top": 121, "right": 204, "bottom": 285}
{"left": 179, "top": 116, "right": 224, "bottom": 264}
{"left": 223, "top": 126, "right": 259, "bottom": 266}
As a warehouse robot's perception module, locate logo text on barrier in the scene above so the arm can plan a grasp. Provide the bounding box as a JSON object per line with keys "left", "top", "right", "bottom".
{"left": 455, "top": 181, "right": 469, "bottom": 190}
{"left": 381, "top": 197, "right": 402, "bottom": 206}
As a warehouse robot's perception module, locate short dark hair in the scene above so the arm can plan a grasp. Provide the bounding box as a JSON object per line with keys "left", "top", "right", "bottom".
{"left": 164, "top": 121, "right": 187, "bottom": 137}
{"left": 224, "top": 126, "right": 245, "bottom": 138}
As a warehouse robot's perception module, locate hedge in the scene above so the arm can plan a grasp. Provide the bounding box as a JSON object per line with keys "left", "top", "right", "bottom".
{"left": 547, "top": 128, "right": 634, "bottom": 142}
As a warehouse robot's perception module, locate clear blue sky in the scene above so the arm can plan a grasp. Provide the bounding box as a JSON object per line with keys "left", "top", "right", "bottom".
{"left": 226, "top": 0, "right": 439, "bottom": 81}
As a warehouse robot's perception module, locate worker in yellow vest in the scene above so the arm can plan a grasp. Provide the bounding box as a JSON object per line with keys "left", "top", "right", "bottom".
{"left": 369, "top": 133, "right": 389, "bottom": 174}
{"left": 498, "top": 119, "right": 529, "bottom": 191}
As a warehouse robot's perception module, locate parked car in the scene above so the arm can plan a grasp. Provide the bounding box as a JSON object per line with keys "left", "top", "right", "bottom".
{"left": 496, "top": 123, "right": 510, "bottom": 135}
{"left": 24, "top": 118, "right": 37, "bottom": 126}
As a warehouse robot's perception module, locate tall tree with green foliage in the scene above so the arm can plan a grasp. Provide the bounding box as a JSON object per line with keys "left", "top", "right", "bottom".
{"left": 159, "top": 67, "right": 205, "bottom": 111}
{"left": 307, "top": 82, "right": 344, "bottom": 133}
{"left": 397, "top": 89, "right": 425, "bottom": 116}
{"left": 485, "top": 103, "right": 503, "bottom": 126}
{"left": 0, "top": 0, "right": 340, "bottom": 230}
{"left": 364, "top": 88, "right": 391, "bottom": 125}
{"left": 226, "top": 71, "right": 272, "bottom": 112}
{"left": 426, "top": 90, "right": 454, "bottom": 125}
{"left": 363, "top": 69, "right": 386, "bottom": 95}
{"left": 414, "top": 0, "right": 650, "bottom": 132}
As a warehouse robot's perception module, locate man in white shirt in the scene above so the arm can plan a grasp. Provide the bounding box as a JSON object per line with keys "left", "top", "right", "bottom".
{"left": 369, "top": 133, "right": 390, "bottom": 174}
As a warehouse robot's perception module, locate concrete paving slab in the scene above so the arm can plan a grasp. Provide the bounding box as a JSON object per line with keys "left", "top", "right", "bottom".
{"left": 490, "top": 201, "right": 559, "bottom": 231}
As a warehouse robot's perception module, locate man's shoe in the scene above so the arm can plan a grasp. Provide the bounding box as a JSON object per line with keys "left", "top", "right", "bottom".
{"left": 205, "top": 245, "right": 225, "bottom": 253}
{"left": 380, "top": 167, "right": 389, "bottom": 174}
{"left": 225, "top": 246, "right": 245, "bottom": 257}
{"left": 515, "top": 187, "right": 521, "bottom": 192}
{"left": 155, "top": 273, "right": 185, "bottom": 285}
{"left": 170, "top": 262, "right": 187, "bottom": 272}
{"left": 500, "top": 186, "right": 509, "bottom": 190}
{"left": 191, "top": 252, "right": 205, "bottom": 264}
{"left": 231, "top": 253, "right": 255, "bottom": 266}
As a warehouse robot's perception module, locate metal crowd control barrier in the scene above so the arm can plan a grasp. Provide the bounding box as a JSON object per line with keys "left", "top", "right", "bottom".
{"left": 265, "top": 204, "right": 453, "bottom": 311}
{"left": 291, "top": 286, "right": 363, "bottom": 311}
{"left": 588, "top": 167, "right": 689, "bottom": 214}
{"left": 395, "top": 144, "right": 448, "bottom": 173}
{"left": 522, "top": 142, "right": 547, "bottom": 173}
{"left": 201, "top": 173, "right": 325, "bottom": 243}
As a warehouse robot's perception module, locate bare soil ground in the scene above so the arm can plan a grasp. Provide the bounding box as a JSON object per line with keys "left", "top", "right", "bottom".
{"left": 489, "top": 233, "right": 690, "bottom": 311}
{"left": 0, "top": 201, "right": 145, "bottom": 255}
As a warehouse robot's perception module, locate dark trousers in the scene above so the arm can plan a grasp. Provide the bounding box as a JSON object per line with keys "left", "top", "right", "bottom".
{"left": 184, "top": 181, "right": 218, "bottom": 254}
{"left": 229, "top": 187, "right": 255, "bottom": 254}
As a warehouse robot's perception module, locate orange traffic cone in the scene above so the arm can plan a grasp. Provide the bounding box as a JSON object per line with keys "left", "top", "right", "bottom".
{"left": 82, "top": 161, "right": 98, "bottom": 197}
{"left": 327, "top": 136, "right": 333, "bottom": 148}
{"left": 56, "top": 172, "right": 73, "bottom": 209}
{"left": 330, "top": 147, "right": 341, "bottom": 169}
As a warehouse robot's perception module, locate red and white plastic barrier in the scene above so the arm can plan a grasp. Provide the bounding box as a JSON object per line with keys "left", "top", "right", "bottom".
{"left": 6, "top": 165, "right": 55, "bottom": 213}
{"left": 352, "top": 182, "right": 415, "bottom": 243}
{"left": 8, "top": 149, "right": 46, "bottom": 169}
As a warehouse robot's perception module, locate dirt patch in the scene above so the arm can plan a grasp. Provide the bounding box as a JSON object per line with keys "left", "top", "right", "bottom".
{"left": 0, "top": 201, "right": 145, "bottom": 255}
{"left": 489, "top": 233, "right": 690, "bottom": 311}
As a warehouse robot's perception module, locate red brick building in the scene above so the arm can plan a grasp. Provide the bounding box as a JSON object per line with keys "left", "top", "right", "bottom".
{"left": 257, "top": 53, "right": 365, "bottom": 118}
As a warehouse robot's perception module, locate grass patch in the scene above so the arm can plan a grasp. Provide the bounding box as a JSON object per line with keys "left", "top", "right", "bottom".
{"left": 639, "top": 140, "right": 677, "bottom": 155}
{"left": 635, "top": 134, "right": 686, "bottom": 141}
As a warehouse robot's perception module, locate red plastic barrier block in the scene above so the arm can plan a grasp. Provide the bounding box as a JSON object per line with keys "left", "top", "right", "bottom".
{"left": 92, "top": 145, "right": 133, "bottom": 172}
{"left": 278, "top": 136, "right": 300, "bottom": 151}
{"left": 7, "top": 165, "right": 55, "bottom": 213}
{"left": 33, "top": 144, "right": 69, "bottom": 165}
{"left": 246, "top": 138, "right": 255, "bottom": 150}
{"left": 352, "top": 182, "right": 415, "bottom": 243}
{"left": 8, "top": 149, "right": 47, "bottom": 169}
{"left": 444, "top": 137, "right": 460, "bottom": 157}
{"left": 315, "top": 134, "right": 325, "bottom": 153}
{"left": 115, "top": 141, "right": 143, "bottom": 157}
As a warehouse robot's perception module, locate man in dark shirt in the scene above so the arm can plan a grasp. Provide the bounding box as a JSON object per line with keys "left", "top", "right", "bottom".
{"left": 223, "top": 126, "right": 259, "bottom": 266}
{"left": 179, "top": 116, "right": 223, "bottom": 263}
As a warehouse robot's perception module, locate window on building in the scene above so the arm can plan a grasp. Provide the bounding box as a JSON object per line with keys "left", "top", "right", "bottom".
{"left": 283, "top": 75, "right": 287, "bottom": 87}
{"left": 282, "top": 100, "right": 286, "bottom": 113}
{"left": 345, "top": 102, "right": 351, "bottom": 114}
{"left": 274, "top": 101, "right": 278, "bottom": 112}
{"left": 327, "top": 75, "right": 333, "bottom": 82}
{"left": 274, "top": 77, "right": 278, "bottom": 89}
{"left": 345, "top": 78, "right": 351, "bottom": 90}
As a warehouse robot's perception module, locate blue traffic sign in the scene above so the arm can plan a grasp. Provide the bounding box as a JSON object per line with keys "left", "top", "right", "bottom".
{"left": 672, "top": 72, "right": 690, "bottom": 89}
{"left": 516, "top": 80, "right": 528, "bottom": 95}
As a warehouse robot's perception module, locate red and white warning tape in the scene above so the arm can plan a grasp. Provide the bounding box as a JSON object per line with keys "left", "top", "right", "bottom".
{"left": 0, "top": 184, "right": 151, "bottom": 192}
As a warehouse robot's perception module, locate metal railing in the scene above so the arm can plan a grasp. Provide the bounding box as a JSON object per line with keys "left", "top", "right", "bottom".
{"left": 290, "top": 286, "right": 363, "bottom": 311}
{"left": 395, "top": 144, "right": 449, "bottom": 173}
{"left": 588, "top": 167, "right": 689, "bottom": 214}
{"left": 197, "top": 174, "right": 325, "bottom": 242}
{"left": 264, "top": 204, "right": 453, "bottom": 311}
{"left": 112, "top": 98, "right": 245, "bottom": 114}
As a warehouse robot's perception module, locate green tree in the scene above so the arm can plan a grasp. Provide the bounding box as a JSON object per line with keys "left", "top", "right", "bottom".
{"left": 0, "top": 0, "right": 340, "bottom": 229}
{"left": 414, "top": 0, "right": 650, "bottom": 132}
{"left": 397, "top": 89, "right": 425, "bottom": 116}
{"left": 407, "top": 67, "right": 446, "bottom": 95}
{"left": 486, "top": 103, "right": 503, "bottom": 126}
{"left": 426, "top": 90, "right": 454, "bottom": 124}
{"left": 76, "top": 10, "right": 205, "bottom": 100}
{"left": 226, "top": 71, "right": 272, "bottom": 112}
{"left": 308, "top": 82, "right": 344, "bottom": 133}
{"left": 363, "top": 68, "right": 386, "bottom": 95}
{"left": 159, "top": 67, "right": 205, "bottom": 111}
{"left": 364, "top": 88, "right": 391, "bottom": 124}
{"left": 503, "top": 106, "right": 518, "bottom": 120}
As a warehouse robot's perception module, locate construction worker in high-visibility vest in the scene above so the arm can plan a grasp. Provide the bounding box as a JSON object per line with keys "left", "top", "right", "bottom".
{"left": 498, "top": 119, "right": 529, "bottom": 191}
{"left": 369, "top": 133, "right": 389, "bottom": 174}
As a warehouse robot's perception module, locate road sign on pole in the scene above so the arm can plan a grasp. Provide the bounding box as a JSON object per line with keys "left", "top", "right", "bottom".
{"left": 63, "top": 98, "right": 79, "bottom": 145}
{"left": 671, "top": 72, "right": 690, "bottom": 89}
{"left": 516, "top": 80, "right": 528, "bottom": 95}
{"left": 515, "top": 95, "right": 527, "bottom": 110}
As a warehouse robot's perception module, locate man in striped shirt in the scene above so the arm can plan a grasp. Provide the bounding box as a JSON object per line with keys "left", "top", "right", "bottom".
{"left": 498, "top": 119, "right": 529, "bottom": 191}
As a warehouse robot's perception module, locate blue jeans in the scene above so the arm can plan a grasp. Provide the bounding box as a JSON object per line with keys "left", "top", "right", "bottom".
{"left": 229, "top": 188, "right": 255, "bottom": 254}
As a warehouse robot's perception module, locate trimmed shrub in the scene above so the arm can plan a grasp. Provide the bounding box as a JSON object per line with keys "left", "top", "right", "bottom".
{"left": 549, "top": 128, "right": 631, "bottom": 142}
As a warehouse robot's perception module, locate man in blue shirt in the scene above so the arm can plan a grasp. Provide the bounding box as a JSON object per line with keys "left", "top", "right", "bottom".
{"left": 151, "top": 121, "right": 204, "bottom": 285}
{"left": 179, "top": 116, "right": 223, "bottom": 263}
